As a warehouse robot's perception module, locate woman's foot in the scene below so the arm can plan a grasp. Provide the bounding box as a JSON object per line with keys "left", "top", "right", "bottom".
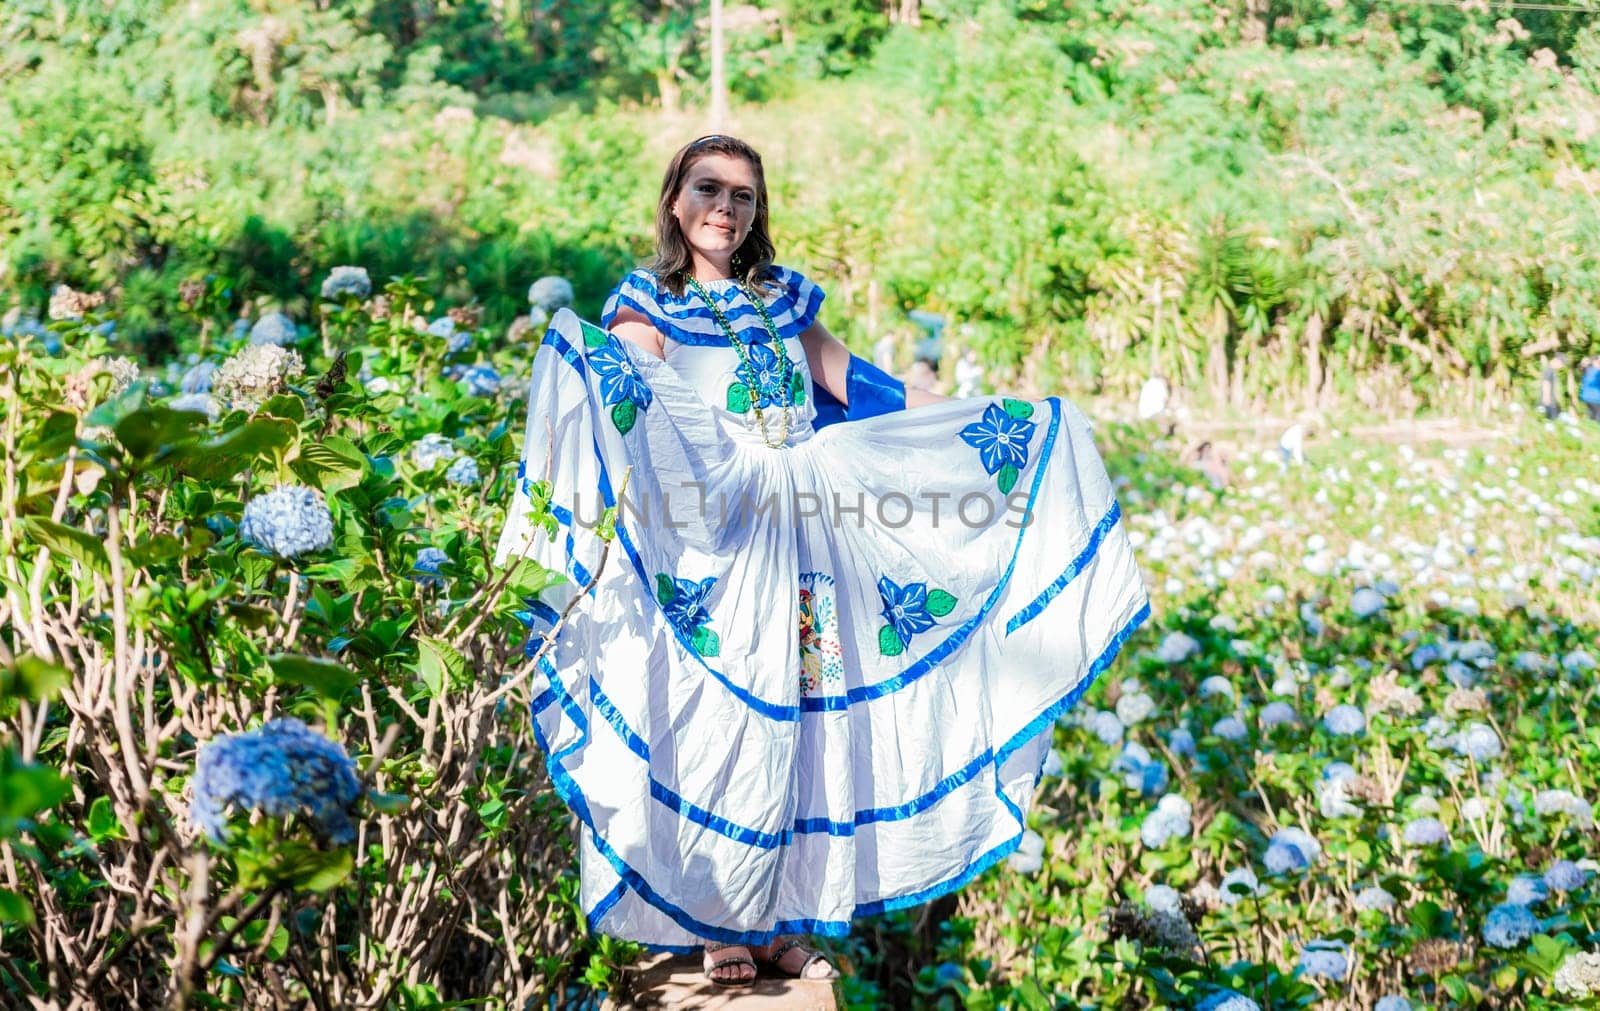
{"left": 754, "top": 935, "right": 838, "bottom": 980}
{"left": 701, "top": 942, "right": 757, "bottom": 986}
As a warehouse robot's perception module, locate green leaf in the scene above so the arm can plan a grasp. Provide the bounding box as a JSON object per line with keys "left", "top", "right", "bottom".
{"left": 20, "top": 517, "right": 108, "bottom": 574}
{"left": 726, "top": 383, "right": 751, "bottom": 413}
{"left": 691, "top": 626, "right": 721, "bottom": 657}
{"left": 655, "top": 574, "right": 676, "bottom": 606}
{"left": 997, "top": 463, "right": 1019, "bottom": 496}
{"left": 581, "top": 321, "right": 610, "bottom": 349}
{"left": 273, "top": 842, "right": 353, "bottom": 893}
{"left": 926, "top": 589, "right": 958, "bottom": 618}
{"left": 879, "top": 625, "right": 905, "bottom": 656}
{"left": 0, "top": 888, "right": 34, "bottom": 926}
{"left": 505, "top": 558, "right": 562, "bottom": 597}
{"left": 1002, "top": 398, "right": 1034, "bottom": 420}
{"left": 87, "top": 796, "right": 124, "bottom": 842}
{"left": 611, "top": 400, "right": 637, "bottom": 435}
{"left": 113, "top": 405, "right": 206, "bottom": 460}
{"left": 417, "top": 637, "right": 467, "bottom": 700}
{"left": 259, "top": 393, "right": 305, "bottom": 422}
{"left": 268, "top": 654, "right": 358, "bottom": 699}
{"left": 0, "top": 755, "right": 69, "bottom": 822}
{"left": 1, "top": 654, "right": 70, "bottom": 702}
{"left": 177, "top": 419, "right": 298, "bottom": 481}
{"left": 368, "top": 791, "right": 409, "bottom": 815}
{"left": 293, "top": 438, "right": 367, "bottom": 494}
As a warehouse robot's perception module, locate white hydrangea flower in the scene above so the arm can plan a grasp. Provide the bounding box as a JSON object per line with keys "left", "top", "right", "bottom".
{"left": 320, "top": 265, "right": 372, "bottom": 301}
{"left": 213, "top": 344, "right": 305, "bottom": 409}
{"left": 1156, "top": 631, "right": 1199, "bottom": 663}
{"left": 1534, "top": 789, "right": 1595, "bottom": 828}
{"left": 1350, "top": 586, "right": 1387, "bottom": 617}
{"left": 1554, "top": 951, "right": 1600, "bottom": 999}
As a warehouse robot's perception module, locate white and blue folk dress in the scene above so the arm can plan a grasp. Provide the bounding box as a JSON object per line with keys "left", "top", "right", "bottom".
{"left": 495, "top": 265, "right": 1148, "bottom": 949}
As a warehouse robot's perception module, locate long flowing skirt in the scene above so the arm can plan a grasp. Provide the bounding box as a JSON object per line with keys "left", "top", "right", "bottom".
{"left": 496, "top": 309, "right": 1148, "bottom": 948}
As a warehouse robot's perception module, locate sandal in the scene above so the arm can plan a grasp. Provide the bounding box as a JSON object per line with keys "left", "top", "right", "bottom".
{"left": 758, "top": 935, "right": 839, "bottom": 980}
{"left": 702, "top": 942, "right": 757, "bottom": 987}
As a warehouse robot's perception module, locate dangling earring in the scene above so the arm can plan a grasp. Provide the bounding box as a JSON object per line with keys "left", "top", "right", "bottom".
{"left": 731, "top": 248, "right": 744, "bottom": 272}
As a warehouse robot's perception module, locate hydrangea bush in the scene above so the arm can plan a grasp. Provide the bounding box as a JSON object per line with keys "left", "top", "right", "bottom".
{"left": 0, "top": 274, "right": 629, "bottom": 1007}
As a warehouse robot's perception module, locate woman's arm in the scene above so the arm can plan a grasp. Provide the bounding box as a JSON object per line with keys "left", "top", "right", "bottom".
{"left": 799, "top": 320, "right": 948, "bottom": 409}
{"left": 609, "top": 305, "right": 666, "bottom": 359}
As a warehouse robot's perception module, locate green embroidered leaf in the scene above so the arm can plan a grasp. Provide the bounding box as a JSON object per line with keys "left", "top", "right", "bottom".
{"left": 790, "top": 371, "right": 805, "bottom": 406}
{"left": 611, "top": 400, "right": 637, "bottom": 435}
{"left": 997, "top": 463, "right": 1019, "bottom": 496}
{"left": 726, "top": 383, "right": 751, "bottom": 413}
{"left": 692, "top": 626, "right": 721, "bottom": 657}
{"left": 1002, "top": 398, "right": 1034, "bottom": 420}
{"left": 926, "top": 589, "right": 958, "bottom": 618}
{"left": 878, "top": 625, "right": 905, "bottom": 657}
{"left": 655, "top": 574, "right": 676, "bottom": 605}
{"left": 580, "top": 322, "right": 609, "bottom": 349}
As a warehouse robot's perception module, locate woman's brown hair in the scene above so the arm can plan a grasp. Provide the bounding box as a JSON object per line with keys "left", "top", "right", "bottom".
{"left": 647, "top": 135, "right": 779, "bottom": 298}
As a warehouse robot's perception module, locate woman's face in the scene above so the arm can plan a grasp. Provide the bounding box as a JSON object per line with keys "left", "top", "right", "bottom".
{"left": 671, "top": 152, "right": 759, "bottom": 276}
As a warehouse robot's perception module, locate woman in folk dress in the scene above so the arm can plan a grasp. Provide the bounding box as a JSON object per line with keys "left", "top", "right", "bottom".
{"left": 496, "top": 135, "right": 1149, "bottom": 985}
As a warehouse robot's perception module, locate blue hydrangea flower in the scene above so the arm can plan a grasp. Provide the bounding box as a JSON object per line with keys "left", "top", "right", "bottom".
{"left": 446, "top": 456, "right": 480, "bottom": 486}
{"left": 427, "top": 317, "right": 457, "bottom": 340}
{"left": 1144, "top": 884, "right": 1183, "bottom": 917}
{"left": 446, "top": 329, "right": 472, "bottom": 355}
{"left": 877, "top": 575, "right": 938, "bottom": 648}
{"left": 1410, "top": 643, "right": 1444, "bottom": 669}
{"left": 1195, "top": 991, "right": 1261, "bottom": 1011}
{"left": 1354, "top": 885, "right": 1396, "bottom": 911}
{"left": 662, "top": 576, "right": 717, "bottom": 641}
{"left": 239, "top": 485, "right": 334, "bottom": 559}
{"left": 249, "top": 312, "right": 299, "bottom": 347}
{"left": 1323, "top": 704, "right": 1366, "bottom": 736}
{"left": 588, "top": 342, "right": 653, "bottom": 409}
{"left": 460, "top": 365, "right": 500, "bottom": 397}
{"left": 1140, "top": 794, "right": 1192, "bottom": 848}
{"left": 1508, "top": 874, "right": 1550, "bottom": 906}
{"left": 1260, "top": 701, "right": 1299, "bottom": 729}
{"left": 1168, "top": 726, "right": 1197, "bottom": 757}
{"left": 1265, "top": 827, "right": 1321, "bottom": 873}
{"left": 320, "top": 266, "right": 371, "bottom": 301}
{"left": 959, "top": 403, "right": 1035, "bottom": 476}
{"left": 1112, "top": 742, "right": 1168, "bottom": 796}
{"left": 191, "top": 718, "right": 362, "bottom": 844}
{"left": 169, "top": 393, "right": 220, "bottom": 422}
{"left": 412, "top": 547, "right": 450, "bottom": 586}
{"left": 1455, "top": 722, "right": 1502, "bottom": 762}
{"left": 1089, "top": 710, "right": 1124, "bottom": 746}
{"left": 1403, "top": 817, "right": 1450, "bottom": 847}
{"left": 1374, "top": 998, "right": 1411, "bottom": 1011}
{"left": 1212, "top": 715, "right": 1249, "bottom": 742}
{"left": 410, "top": 433, "right": 458, "bottom": 470}
{"left": 1482, "top": 902, "right": 1539, "bottom": 949}
{"left": 1219, "top": 866, "right": 1262, "bottom": 905}
{"left": 1545, "top": 860, "right": 1588, "bottom": 892}
{"left": 528, "top": 276, "right": 575, "bottom": 312}
{"left": 181, "top": 360, "right": 218, "bottom": 393}
{"left": 1298, "top": 939, "right": 1349, "bottom": 979}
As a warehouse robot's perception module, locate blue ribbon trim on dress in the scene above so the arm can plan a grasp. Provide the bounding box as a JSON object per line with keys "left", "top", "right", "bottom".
{"left": 537, "top": 597, "right": 1151, "bottom": 946}
{"left": 1002, "top": 499, "right": 1123, "bottom": 637}
{"left": 537, "top": 326, "right": 1063, "bottom": 723}
{"left": 601, "top": 274, "right": 824, "bottom": 348}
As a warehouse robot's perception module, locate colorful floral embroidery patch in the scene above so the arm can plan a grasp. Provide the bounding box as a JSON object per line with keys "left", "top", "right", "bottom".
{"left": 656, "top": 573, "right": 720, "bottom": 657}
{"left": 876, "top": 574, "right": 958, "bottom": 657}
{"left": 798, "top": 572, "right": 845, "bottom": 695}
{"left": 959, "top": 399, "right": 1036, "bottom": 495}
{"left": 583, "top": 321, "right": 652, "bottom": 435}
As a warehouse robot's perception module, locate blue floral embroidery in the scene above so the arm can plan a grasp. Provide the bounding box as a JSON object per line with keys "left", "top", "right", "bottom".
{"left": 875, "top": 575, "right": 959, "bottom": 657}
{"left": 589, "top": 342, "right": 654, "bottom": 411}
{"left": 656, "top": 574, "right": 721, "bottom": 656}
{"left": 740, "top": 340, "right": 789, "bottom": 408}
{"left": 960, "top": 400, "right": 1037, "bottom": 495}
